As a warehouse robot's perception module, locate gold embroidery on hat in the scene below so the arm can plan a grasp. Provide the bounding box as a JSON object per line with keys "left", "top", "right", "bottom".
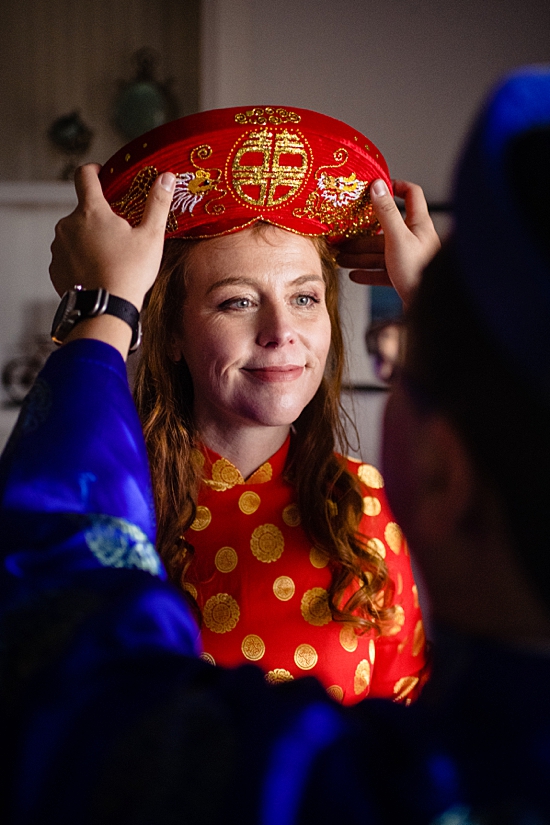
{"left": 412, "top": 620, "right": 425, "bottom": 657}
{"left": 282, "top": 503, "right": 301, "bottom": 527}
{"left": 265, "top": 668, "right": 294, "bottom": 684}
{"left": 339, "top": 624, "right": 358, "bottom": 652}
{"left": 309, "top": 546, "right": 329, "bottom": 568}
{"left": 327, "top": 685, "right": 344, "bottom": 702}
{"left": 393, "top": 675, "right": 419, "bottom": 701}
{"left": 241, "top": 634, "right": 265, "bottom": 661}
{"left": 366, "top": 537, "right": 386, "bottom": 559}
{"left": 301, "top": 587, "right": 332, "bottom": 626}
{"left": 362, "top": 496, "right": 382, "bottom": 517}
{"left": 273, "top": 576, "right": 295, "bottom": 601}
{"left": 294, "top": 643, "right": 318, "bottom": 670}
{"left": 235, "top": 107, "right": 301, "bottom": 126}
{"left": 229, "top": 129, "right": 310, "bottom": 208}
{"left": 293, "top": 148, "right": 378, "bottom": 239}
{"left": 250, "top": 524, "right": 284, "bottom": 563}
{"left": 111, "top": 166, "right": 178, "bottom": 233}
{"left": 203, "top": 593, "right": 240, "bottom": 633}
{"left": 354, "top": 659, "right": 371, "bottom": 694}
{"left": 190, "top": 505, "right": 212, "bottom": 531}
{"left": 358, "top": 463, "right": 384, "bottom": 489}
{"left": 199, "top": 651, "right": 216, "bottom": 665}
{"left": 239, "top": 491, "right": 261, "bottom": 514}
{"left": 385, "top": 522, "right": 403, "bottom": 554}
{"left": 215, "top": 546, "right": 238, "bottom": 573}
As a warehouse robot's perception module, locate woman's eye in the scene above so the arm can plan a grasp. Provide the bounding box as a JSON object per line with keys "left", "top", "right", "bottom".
{"left": 295, "top": 294, "right": 319, "bottom": 307}
{"left": 220, "top": 297, "right": 254, "bottom": 310}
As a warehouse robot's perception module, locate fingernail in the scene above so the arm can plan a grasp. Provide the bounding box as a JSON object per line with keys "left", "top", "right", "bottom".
{"left": 159, "top": 172, "right": 176, "bottom": 191}
{"left": 371, "top": 179, "right": 389, "bottom": 197}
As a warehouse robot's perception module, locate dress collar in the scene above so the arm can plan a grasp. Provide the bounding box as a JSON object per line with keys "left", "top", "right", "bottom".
{"left": 196, "top": 435, "right": 291, "bottom": 491}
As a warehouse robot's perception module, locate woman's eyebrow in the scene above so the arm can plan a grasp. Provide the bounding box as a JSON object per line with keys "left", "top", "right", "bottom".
{"left": 206, "top": 273, "right": 325, "bottom": 296}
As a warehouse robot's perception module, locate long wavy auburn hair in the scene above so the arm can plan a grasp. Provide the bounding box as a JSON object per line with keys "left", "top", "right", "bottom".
{"left": 134, "top": 225, "right": 395, "bottom": 633}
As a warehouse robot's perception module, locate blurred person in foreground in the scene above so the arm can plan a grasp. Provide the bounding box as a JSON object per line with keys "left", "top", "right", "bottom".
{"left": 2, "top": 65, "right": 550, "bottom": 824}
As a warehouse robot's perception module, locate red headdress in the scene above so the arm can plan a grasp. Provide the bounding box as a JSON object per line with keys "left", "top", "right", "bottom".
{"left": 100, "top": 105, "right": 391, "bottom": 244}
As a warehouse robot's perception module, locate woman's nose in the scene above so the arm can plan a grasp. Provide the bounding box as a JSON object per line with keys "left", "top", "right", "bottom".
{"left": 256, "top": 305, "right": 295, "bottom": 348}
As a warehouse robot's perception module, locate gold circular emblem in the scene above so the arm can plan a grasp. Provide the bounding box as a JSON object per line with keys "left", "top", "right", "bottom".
{"left": 215, "top": 546, "right": 238, "bottom": 573}
{"left": 385, "top": 522, "right": 403, "bottom": 554}
{"left": 412, "top": 584, "right": 419, "bottom": 609}
{"left": 191, "top": 448, "right": 205, "bottom": 469}
{"left": 239, "top": 490, "right": 261, "bottom": 514}
{"left": 273, "top": 576, "right": 295, "bottom": 601}
{"left": 393, "top": 675, "right": 419, "bottom": 701}
{"left": 413, "top": 620, "right": 425, "bottom": 657}
{"left": 301, "top": 587, "right": 332, "bottom": 626}
{"left": 211, "top": 458, "right": 244, "bottom": 489}
{"left": 327, "top": 685, "right": 344, "bottom": 703}
{"left": 397, "top": 572, "right": 403, "bottom": 595}
{"left": 229, "top": 127, "right": 310, "bottom": 208}
{"left": 354, "top": 659, "right": 371, "bottom": 695}
{"left": 294, "top": 643, "right": 318, "bottom": 670}
{"left": 369, "top": 638, "right": 376, "bottom": 664}
{"left": 339, "top": 624, "right": 358, "bottom": 652}
{"left": 199, "top": 651, "right": 216, "bottom": 665}
{"left": 183, "top": 582, "right": 198, "bottom": 600}
{"left": 203, "top": 593, "right": 240, "bottom": 634}
{"left": 247, "top": 462, "right": 272, "bottom": 484}
{"left": 358, "top": 463, "right": 384, "bottom": 489}
{"left": 366, "top": 537, "right": 386, "bottom": 559}
{"left": 265, "top": 668, "right": 294, "bottom": 684}
{"left": 309, "top": 546, "right": 329, "bottom": 568}
{"left": 282, "top": 503, "right": 301, "bottom": 527}
{"left": 387, "top": 604, "right": 406, "bottom": 636}
{"left": 190, "top": 505, "right": 212, "bottom": 531}
{"left": 241, "top": 634, "right": 265, "bottom": 661}
{"left": 250, "top": 523, "right": 284, "bottom": 563}
{"left": 362, "top": 496, "right": 382, "bottom": 517}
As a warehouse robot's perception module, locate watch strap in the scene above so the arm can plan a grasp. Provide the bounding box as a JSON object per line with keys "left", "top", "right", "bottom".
{"left": 51, "top": 288, "right": 141, "bottom": 352}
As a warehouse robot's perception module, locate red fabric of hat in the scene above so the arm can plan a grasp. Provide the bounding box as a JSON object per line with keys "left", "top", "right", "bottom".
{"left": 100, "top": 105, "right": 392, "bottom": 244}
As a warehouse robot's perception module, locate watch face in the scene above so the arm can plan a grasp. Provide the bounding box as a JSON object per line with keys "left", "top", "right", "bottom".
{"left": 50, "top": 291, "right": 80, "bottom": 344}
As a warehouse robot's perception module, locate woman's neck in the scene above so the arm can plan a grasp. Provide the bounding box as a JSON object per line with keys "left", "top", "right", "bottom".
{"left": 198, "top": 421, "right": 291, "bottom": 480}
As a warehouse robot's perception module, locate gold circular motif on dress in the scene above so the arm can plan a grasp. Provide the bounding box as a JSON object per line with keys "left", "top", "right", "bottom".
{"left": 301, "top": 587, "right": 332, "bottom": 626}
{"left": 397, "top": 572, "right": 403, "bottom": 595}
{"left": 215, "top": 546, "right": 238, "bottom": 573}
{"left": 191, "top": 448, "right": 205, "bottom": 469}
{"left": 212, "top": 458, "right": 244, "bottom": 488}
{"left": 294, "top": 643, "right": 318, "bottom": 670}
{"left": 183, "top": 582, "right": 198, "bottom": 600}
{"left": 282, "top": 503, "right": 301, "bottom": 527}
{"left": 362, "top": 496, "right": 382, "bottom": 517}
{"left": 354, "top": 659, "right": 371, "bottom": 694}
{"left": 358, "top": 463, "right": 384, "bottom": 489}
{"left": 385, "top": 521, "right": 403, "bottom": 554}
{"left": 203, "top": 593, "right": 240, "bottom": 633}
{"left": 239, "top": 490, "right": 261, "bottom": 514}
{"left": 339, "top": 624, "right": 358, "bottom": 652}
{"left": 387, "top": 604, "right": 406, "bottom": 636}
{"left": 366, "top": 537, "right": 386, "bottom": 559}
{"left": 190, "top": 505, "right": 212, "bottom": 531}
{"left": 327, "top": 685, "right": 344, "bottom": 703}
{"left": 265, "top": 668, "right": 294, "bottom": 684}
{"left": 369, "top": 638, "right": 376, "bottom": 664}
{"left": 273, "top": 576, "right": 295, "bottom": 601}
{"left": 412, "top": 584, "right": 419, "bottom": 609}
{"left": 412, "top": 620, "right": 425, "bottom": 657}
{"left": 250, "top": 523, "right": 284, "bottom": 563}
{"left": 247, "top": 462, "right": 273, "bottom": 484}
{"left": 309, "top": 546, "right": 329, "bottom": 568}
{"left": 199, "top": 651, "right": 216, "bottom": 665}
{"left": 241, "top": 634, "right": 265, "bottom": 661}
{"left": 393, "top": 675, "right": 419, "bottom": 701}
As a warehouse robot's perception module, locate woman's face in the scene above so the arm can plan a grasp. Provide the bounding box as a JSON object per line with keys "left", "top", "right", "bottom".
{"left": 174, "top": 226, "right": 332, "bottom": 435}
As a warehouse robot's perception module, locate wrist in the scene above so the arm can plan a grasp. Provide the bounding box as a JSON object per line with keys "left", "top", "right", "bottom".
{"left": 51, "top": 287, "right": 141, "bottom": 353}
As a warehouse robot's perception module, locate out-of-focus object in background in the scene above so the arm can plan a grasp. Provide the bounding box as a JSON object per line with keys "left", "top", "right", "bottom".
{"left": 113, "top": 47, "right": 178, "bottom": 141}
{"left": 48, "top": 111, "right": 93, "bottom": 180}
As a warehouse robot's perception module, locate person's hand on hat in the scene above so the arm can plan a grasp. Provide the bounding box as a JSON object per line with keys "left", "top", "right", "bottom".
{"left": 336, "top": 179, "right": 440, "bottom": 308}
{"left": 50, "top": 163, "right": 176, "bottom": 311}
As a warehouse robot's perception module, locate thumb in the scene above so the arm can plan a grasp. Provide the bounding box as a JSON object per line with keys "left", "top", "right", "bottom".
{"left": 370, "top": 178, "right": 405, "bottom": 237}
{"left": 139, "top": 172, "right": 176, "bottom": 234}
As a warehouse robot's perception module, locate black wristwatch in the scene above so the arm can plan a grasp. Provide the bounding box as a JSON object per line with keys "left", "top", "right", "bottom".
{"left": 51, "top": 286, "right": 142, "bottom": 352}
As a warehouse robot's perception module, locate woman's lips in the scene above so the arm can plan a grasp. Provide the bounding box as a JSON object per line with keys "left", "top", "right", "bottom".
{"left": 243, "top": 366, "right": 305, "bottom": 382}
